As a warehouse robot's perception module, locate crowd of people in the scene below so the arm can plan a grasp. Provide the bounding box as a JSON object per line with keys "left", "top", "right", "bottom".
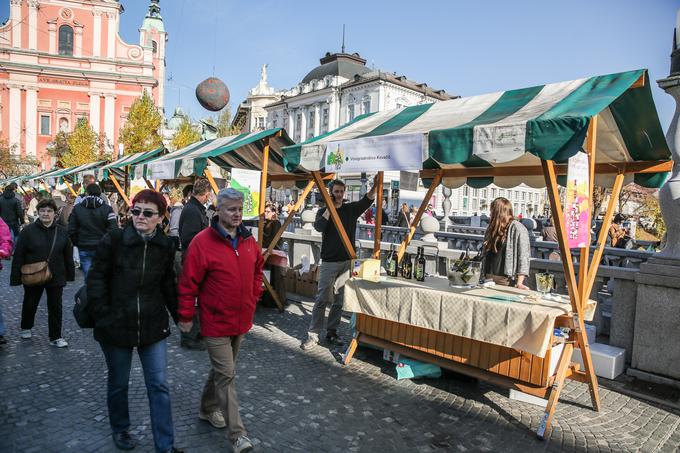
{"left": 0, "top": 171, "right": 646, "bottom": 452}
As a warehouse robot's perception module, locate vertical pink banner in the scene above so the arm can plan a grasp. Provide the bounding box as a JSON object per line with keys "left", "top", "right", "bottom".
{"left": 563, "top": 152, "right": 590, "bottom": 249}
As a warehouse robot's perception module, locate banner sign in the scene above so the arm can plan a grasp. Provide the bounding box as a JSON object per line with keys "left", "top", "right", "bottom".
{"left": 399, "top": 171, "right": 419, "bottom": 191}
{"left": 147, "top": 160, "right": 176, "bottom": 180}
{"left": 230, "top": 168, "right": 261, "bottom": 220}
{"left": 324, "top": 133, "right": 424, "bottom": 173}
{"left": 563, "top": 152, "right": 590, "bottom": 249}
{"left": 299, "top": 144, "right": 325, "bottom": 171}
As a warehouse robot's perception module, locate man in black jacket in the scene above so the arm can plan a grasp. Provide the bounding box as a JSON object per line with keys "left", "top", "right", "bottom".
{"left": 177, "top": 178, "right": 212, "bottom": 350}
{"left": 0, "top": 183, "right": 24, "bottom": 247}
{"left": 68, "top": 183, "right": 118, "bottom": 279}
{"left": 301, "top": 177, "right": 377, "bottom": 350}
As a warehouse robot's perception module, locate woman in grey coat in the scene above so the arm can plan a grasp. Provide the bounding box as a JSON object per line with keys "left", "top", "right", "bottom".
{"left": 481, "top": 197, "right": 531, "bottom": 289}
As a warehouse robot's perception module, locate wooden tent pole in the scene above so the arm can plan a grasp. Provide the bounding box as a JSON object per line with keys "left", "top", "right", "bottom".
{"left": 62, "top": 179, "right": 78, "bottom": 197}
{"left": 372, "top": 172, "right": 384, "bottom": 259}
{"left": 258, "top": 137, "right": 271, "bottom": 247}
{"left": 264, "top": 179, "right": 315, "bottom": 259}
{"left": 109, "top": 174, "right": 131, "bottom": 207}
{"left": 578, "top": 115, "right": 598, "bottom": 309}
{"left": 396, "top": 170, "right": 442, "bottom": 263}
{"left": 203, "top": 168, "right": 219, "bottom": 194}
{"left": 584, "top": 172, "right": 625, "bottom": 301}
{"left": 312, "top": 171, "right": 356, "bottom": 259}
{"left": 143, "top": 178, "right": 155, "bottom": 190}
{"left": 541, "top": 159, "right": 600, "bottom": 413}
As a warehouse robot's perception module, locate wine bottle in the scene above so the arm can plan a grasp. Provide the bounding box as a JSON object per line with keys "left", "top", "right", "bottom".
{"left": 402, "top": 253, "right": 413, "bottom": 279}
{"left": 387, "top": 244, "right": 397, "bottom": 277}
{"left": 415, "top": 247, "right": 426, "bottom": 282}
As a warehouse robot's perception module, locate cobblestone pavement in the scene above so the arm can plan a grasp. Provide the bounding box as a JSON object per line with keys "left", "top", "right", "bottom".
{"left": 1, "top": 268, "right": 680, "bottom": 453}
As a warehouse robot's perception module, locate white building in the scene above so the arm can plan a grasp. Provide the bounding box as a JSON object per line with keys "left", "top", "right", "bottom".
{"left": 446, "top": 184, "right": 547, "bottom": 219}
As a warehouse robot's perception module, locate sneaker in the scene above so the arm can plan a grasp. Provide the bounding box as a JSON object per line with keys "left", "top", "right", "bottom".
{"left": 300, "top": 336, "right": 318, "bottom": 351}
{"left": 0, "top": 336, "right": 6, "bottom": 345}
{"left": 112, "top": 431, "right": 135, "bottom": 450}
{"left": 20, "top": 330, "right": 32, "bottom": 339}
{"left": 325, "top": 333, "right": 344, "bottom": 347}
{"left": 49, "top": 338, "right": 68, "bottom": 348}
{"left": 199, "top": 410, "right": 226, "bottom": 429}
{"left": 233, "top": 436, "right": 254, "bottom": 453}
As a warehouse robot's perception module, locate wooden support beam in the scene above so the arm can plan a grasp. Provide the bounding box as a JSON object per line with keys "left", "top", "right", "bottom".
{"left": 396, "top": 171, "right": 442, "bottom": 263}
{"left": 372, "top": 171, "right": 384, "bottom": 259}
{"left": 578, "top": 116, "right": 597, "bottom": 310}
{"left": 541, "top": 159, "right": 601, "bottom": 412}
{"left": 537, "top": 343, "right": 574, "bottom": 439}
{"left": 584, "top": 172, "right": 625, "bottom": 302}
{"left": 418, "top": 160, "right": 672, "bottom": 179}
{"left": 203, "top": 168, "right": 219, "bottom": 195}
{"left": 109, "top": 174, "right": 131, "bottom": 207}
{"left": 264, "top": 180, "right": 315, "bottom": 259}
{"left": 143, "top": 178, "right": 155, "bottom": 190}
{"left": 312, "top": 171, "right": 356, "bottom": 260}
{"left": 62, "top": 179, "right": 77, "bottom": 197}
{"left": 258, "top": 137, "right": 271, "bottom": 247}
{"left": 262, "top": 274, "right": 284, "bottom": 312}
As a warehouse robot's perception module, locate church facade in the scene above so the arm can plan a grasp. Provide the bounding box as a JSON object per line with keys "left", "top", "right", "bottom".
{"left": 0, "top": 0, "right": 166, "bottom": 169}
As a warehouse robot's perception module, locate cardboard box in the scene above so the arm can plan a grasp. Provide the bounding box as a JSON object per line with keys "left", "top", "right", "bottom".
{"left": 351, "top": 259, "right": 381, "bottom": 282}
{"left": 573, "top": 343, "right": 626, "bottom": 380}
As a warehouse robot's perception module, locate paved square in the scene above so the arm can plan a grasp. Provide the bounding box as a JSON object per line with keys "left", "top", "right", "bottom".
{"left": 1, "top": 270, "right": 679, "bottom": 452}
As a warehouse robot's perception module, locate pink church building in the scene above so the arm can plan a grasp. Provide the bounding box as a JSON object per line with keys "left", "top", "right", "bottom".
{"left": 0, "top": 0, "right": 167, "bottom": 169}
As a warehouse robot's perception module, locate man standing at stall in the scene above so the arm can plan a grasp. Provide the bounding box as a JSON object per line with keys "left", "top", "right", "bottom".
{"left": 177, "top": 178, "right": 213, "bottom": 350}
{"left": 301, "top": 176, "right": 377, "bottom": 350}
{"left": 178, "top": 188, "right": 263, "bottom": 453}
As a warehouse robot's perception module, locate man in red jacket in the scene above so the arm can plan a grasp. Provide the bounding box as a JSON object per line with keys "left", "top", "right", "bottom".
{"left": 178, "top": 188, "right": 263, "bottom": 453}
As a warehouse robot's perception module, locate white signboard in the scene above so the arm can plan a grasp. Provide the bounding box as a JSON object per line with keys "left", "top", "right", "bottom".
{"left": 147, "top": 160, "right": 176, "bottom": 180}
{"left": 299, "top": 144, "right": 325, "bottom": 171}
{"left": 324, "top": 133, "right": 425, "bottom": 173}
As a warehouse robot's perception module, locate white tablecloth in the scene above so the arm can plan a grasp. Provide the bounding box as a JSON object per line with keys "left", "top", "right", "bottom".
{"left": 344, "top": 276, "right": 596, "bottom": 357}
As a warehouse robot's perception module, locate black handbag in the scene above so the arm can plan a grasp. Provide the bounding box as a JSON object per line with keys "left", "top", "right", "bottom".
{"left": 73, "top": 285, "right": 94, "bottom": 328}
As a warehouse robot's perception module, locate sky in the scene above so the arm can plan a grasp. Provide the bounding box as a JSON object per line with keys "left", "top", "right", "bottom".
{"left": 2, "top": 0, "right": 679, "bottom": 130}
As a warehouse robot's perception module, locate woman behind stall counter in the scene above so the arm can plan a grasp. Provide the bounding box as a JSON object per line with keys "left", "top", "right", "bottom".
{"left": 481, "top": 197, "right": 531, "bottom": 289}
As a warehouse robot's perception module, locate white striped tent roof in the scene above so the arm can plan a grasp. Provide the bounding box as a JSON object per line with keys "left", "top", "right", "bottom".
{"left": 131, "top": 129, "right": 294, "bottom": 180}
{"left": 283, "top": 69, "right": 670, "bottom": 188}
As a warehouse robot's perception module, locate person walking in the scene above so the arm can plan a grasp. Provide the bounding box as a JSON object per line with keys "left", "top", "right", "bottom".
{"left": 10, "top": 198, "right": 75, "bottom": 347}
{"left": 74, "top": 174, "right": 110, "bottom": 205}
{"left": 396, "top": 202, "right": 410, "bottom": 228}
{"left": 480, "top": 197, "right": 531, "bottom": 289}
{"left": 301, "top": 177, "right": 377, "bottom": 350}
{"left": 178, "top": 188, "right": 263, "bottom": 453}
{"left": 68, "top": 183, "right": 118, "bottom": 279}
{"left": 0, "top": 182, "right": 24, "bottom": 248}
{"left": 0, "top": 217, "right": 13, "bottom": 344}
{"left": 87, "top": 189, "right": 182, "bottom": 453}
{"left": 177, "top": 178, "right": 212, "bottom": 350}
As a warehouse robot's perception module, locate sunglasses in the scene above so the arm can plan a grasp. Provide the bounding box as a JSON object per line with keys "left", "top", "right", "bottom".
{"left": 130, "top": 208, "right": 159, "bottom": 218}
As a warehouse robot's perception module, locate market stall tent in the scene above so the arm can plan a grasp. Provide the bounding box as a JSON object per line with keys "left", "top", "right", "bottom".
{"left": 280, "top": 68, "right": 673, "bottom": 438}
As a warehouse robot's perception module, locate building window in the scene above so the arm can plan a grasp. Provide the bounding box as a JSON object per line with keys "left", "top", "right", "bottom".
{"left": 40, "top": 115, "right": 51, "bottom": 135}
{"left": 255, "top": 117, "right": 265, "bottom": 130}
{"left": 463, "top": 197, "right": 468, "bottom": 209}
{"left": 521, "top": 191, "right": 526, "bottom": 201}
{"left": 272, "top": 113, "right": 279, "bottom": 129}
{"left": 491, "top": 188, "right": 496, "bottom": 198}
{"left": 321, "top": 107, "right": 329, "bottom": 133}
{"left": 152, "top": 40, "right": 158, "bottom": 55}
{"left": 513, "top": 202, "right": 519, "bottom": 213}
{"left": 463, "top": 185, "right": 469, "bottom": 196}
{"left": 308, "top": 110, "right": 315, "bottom": 138}
{"left": 362, "top": 96, "right": 371, "bottom": 114}
{"left": 347, "top": 104, "right": 355, "bottom": 122}
{"left": 294, "top": 113, "right": 302, "bottom": 142}
{"left": 59, "top": 25, "right": 74, "bottom": 56}
{"left": 472, "top": 199, "right": 478, "bottom": 211}
{"left": 59, "top": 117, "right": 70, "bottom": 133}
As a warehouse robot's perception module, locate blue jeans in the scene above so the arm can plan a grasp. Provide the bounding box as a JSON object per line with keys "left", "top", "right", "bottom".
{"left": 79, "top": 250, "right": 96, "bottom": 280}
{"left": 100, "top": 339, "right": 175, "bottom": 453}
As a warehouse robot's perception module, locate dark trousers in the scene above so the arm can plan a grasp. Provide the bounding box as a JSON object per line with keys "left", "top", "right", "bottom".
{"left": 21, "top": 285, "right": 63, "bottom": 341}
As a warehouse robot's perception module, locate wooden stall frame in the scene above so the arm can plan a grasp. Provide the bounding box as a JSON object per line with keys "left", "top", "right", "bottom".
{"left": 372, "top": 171, "right": 384, "bottom": 259}
{"left": 109, "top": 173, "right": 131, "bottom": 207}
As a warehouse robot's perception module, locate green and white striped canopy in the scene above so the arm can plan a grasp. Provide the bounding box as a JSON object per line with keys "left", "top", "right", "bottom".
{"left": 96, "top": 147, "right": 165, "bottom": 179}
{"left": 36, "top": 161, "right": 107, "bottom": 185}
{"left": 132, "top": 129, "right": 294, "bottom": 180}
{"left": 283, "top": 69, "right": 670, "bottom": 188}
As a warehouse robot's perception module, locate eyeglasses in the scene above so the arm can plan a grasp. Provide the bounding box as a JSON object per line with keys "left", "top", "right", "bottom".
{"left": 130, "top": 208, "right": 158, "bottom": 218}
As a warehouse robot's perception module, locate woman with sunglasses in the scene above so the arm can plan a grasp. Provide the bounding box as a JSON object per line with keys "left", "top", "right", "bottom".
{"left": 87, "top": 189, "right": 183, "bottom": 453}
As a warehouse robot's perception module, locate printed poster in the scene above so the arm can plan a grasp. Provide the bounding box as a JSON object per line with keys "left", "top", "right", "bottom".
{"left": 563, "top": 152, "right": 590, "bottom": 249}
{"left": 230, "top": 168, "right": 261, "bottom": 219}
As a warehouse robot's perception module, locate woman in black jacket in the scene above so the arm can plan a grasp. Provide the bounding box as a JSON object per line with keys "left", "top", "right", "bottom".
{"left": 10, "top": 198, "right": 75, "bottom": 347}
{"left": 87, "top": 189, "right": 182, "bottom": 453}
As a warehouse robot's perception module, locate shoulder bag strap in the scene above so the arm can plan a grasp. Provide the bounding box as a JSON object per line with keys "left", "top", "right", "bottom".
{"left": 46, "top": 227, "right": 58, "bottom": 261}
